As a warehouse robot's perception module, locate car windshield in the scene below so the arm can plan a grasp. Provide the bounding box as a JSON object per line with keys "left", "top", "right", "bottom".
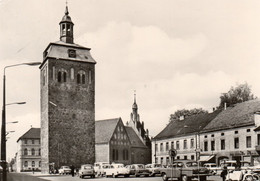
{"left": 63, "top": 166, "right": 70, "bottom": 169}
{"left": 154, "top": 164, "right": 161, "bottom": 168}
{"left": 137, "top": 165, "right": 144, "bottom": 168}
{"left": 186, "top": 162, "right": 198, "bottom": 167}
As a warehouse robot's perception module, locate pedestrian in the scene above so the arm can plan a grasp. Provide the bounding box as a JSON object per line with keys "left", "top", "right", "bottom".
{"left": 71, "top": 165, "right": 75, "bottom": 177}
{"left": 32, "top": 168, "right": 34, "bottom": 174}
{"left": 221, "top": 166, "right": 228, "bottom": 181}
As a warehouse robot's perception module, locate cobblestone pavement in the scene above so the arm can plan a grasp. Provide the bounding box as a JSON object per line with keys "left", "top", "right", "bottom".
{"left": 15, "top": 172, "right": 222, "bottom": 181}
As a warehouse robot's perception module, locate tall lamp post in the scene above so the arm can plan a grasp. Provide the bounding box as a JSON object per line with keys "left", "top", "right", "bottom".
{"left": 1, "top": 62, "right": 41, "bottom": 181}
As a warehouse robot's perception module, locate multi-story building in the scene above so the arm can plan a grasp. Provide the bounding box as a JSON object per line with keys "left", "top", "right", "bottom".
{"left": 153, "top": 111, "right": 220, "bottom": 165}
{"left": 152, "top": 99, "right": 260, "bottom": 166}
{"left": 200, "top": 99, "right": 260, "bottom": 165}
{"left": 16, "top": 128, "right": 41, "bottom": 172}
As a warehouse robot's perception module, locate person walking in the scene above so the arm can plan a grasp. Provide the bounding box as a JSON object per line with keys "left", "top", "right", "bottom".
{"left": 71, "top": 165, "right": 75, "bottom": 177}
{"left": 221, "top": 166, "right": 228, "bottom": 181}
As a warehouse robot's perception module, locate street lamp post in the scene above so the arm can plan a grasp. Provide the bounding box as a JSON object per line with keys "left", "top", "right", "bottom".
{"left": 1, "top": 62, "right": 41, "bottom": 181}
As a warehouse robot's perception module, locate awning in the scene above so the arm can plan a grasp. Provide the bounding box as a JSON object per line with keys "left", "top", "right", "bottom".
{"left": 199, "top": 155, "right": 215, "bottom": 162}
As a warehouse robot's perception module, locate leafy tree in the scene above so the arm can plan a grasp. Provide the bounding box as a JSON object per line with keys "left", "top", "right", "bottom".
{"left": 169, "top": 108, "right": 208, "bottom": 122}
{"left": 219, "top": 82, "right": 256, "bottom": 108}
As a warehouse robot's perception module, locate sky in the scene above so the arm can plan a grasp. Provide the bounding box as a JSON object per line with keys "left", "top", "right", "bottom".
{"left": 1, "top": 0, "right": 260, "bottom": 160}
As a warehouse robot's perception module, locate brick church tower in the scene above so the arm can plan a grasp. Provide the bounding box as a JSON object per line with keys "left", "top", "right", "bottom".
{"left": 40, "top": 5, "right": 96, "bottom": 173}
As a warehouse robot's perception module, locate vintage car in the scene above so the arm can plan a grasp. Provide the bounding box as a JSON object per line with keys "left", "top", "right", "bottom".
{"left": 203, "top": 163, "right": 221, "bottom": 175}
{"left": 94, "top": 162, "right": 109, "bottom": 173}
{"left": 78, "top": 164, "right": 95, "bottom": 179}
{"left": 58, "top": 166, "right": 71, "bottom": 175}
{"left": 125, "top": 164, "right": 149, "bottom": 177}
{"left": 95, "top": 163, "right": 111, "bottom": 177}
{"left": 220, "top": 160, "right": 237, "bottom": 171}
{"left": 105, "top": 163, "right": 130, "bottom": 177}
{"left": 145, "top": 163, "right": 162, "bottom": 176}
{"left": 160, "top": 159, "right": 210, "bottom": 181}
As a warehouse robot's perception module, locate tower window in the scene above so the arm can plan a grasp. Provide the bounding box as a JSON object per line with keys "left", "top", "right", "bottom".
{"left": 77, "top": 70, "right": 86, "bottom": 84}
{"left": 52, "top": 66, "right": 55, "bottom": 81}
{"left": 58, "top": 72, "right": 62, "bottom": 82}
{"left": 89, "top": 70, "right": 92, "bottom": 84}
{"left": 63, "top": 72, "right": 67, "bottom": 82}
{"left": 62, "top": 24, "right": 66, "bottom": 35}
{"left": 77, "top": 74, "right": 81, "bottom": 84}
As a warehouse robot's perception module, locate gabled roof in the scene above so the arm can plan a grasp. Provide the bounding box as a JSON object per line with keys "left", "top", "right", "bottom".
{"left": 154, "top": 110, "right": 221, "bottom": 141}
{"left": 125, "top": 126, "right": 147, "bottom": 148}
{"left": 17, "top": 128, "right": 40, "bottom": 142}
{"left": 95, "top": 118, "right": 121, "bottom": 144}
{"left": 202, "top": 99, "right": 260, "bottom": 133}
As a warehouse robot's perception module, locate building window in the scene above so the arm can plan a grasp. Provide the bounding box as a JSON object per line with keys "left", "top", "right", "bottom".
{"left": 24, "top": 148, "right": 28, "bottom": 156}
{"left": 204, "top": 135, "right": 207, "bottom": 138}
{"left": 89, "top": 70, "right": 92, "bottom": 84}
{"left": 57, "top": 69, "right": 67, "bottom": 83}
{"left": 166, "top": 142, "right": 169, "bottom": 151}
{"left": 191, "top": 155, "right": 195, "bottom": 160}
{"left": 176, "top": 141, "right": 180, "bottom": 150}
{"left": 160, "top": 143, "right": 163, "bottom": 152}
{"left": 63, "top": 72, "right": 67, "bottom": 82}
{"left": 58, "top": 71, "right": 62, "bottom": 82}
{"left": 183, "top": 140, "right": 187, "bottom": 149}
{"left": 68, "top": 49, "right": 76, "bottom": 58}
{"left": 24, "top": 161, "right": 28, "bottom": 168}
{"left": 211, "top": 134, "right": 214, "bottom": 137}
{"left": 32, "top": 140, "right": 34, "bottom": 144}
{"left": 235, "top": 130, "right": 238, "bottom": 134}
{"left": 39, "top": 161, "right": 41, "bottom": 168}
{"left": 246, "top": 136, "right": 252, "bottom": 148}
{"left": 166, "top": 157, "right": 170, "bottom": 165}
{"left": 177, "top": 156, "right": 180, "bottom": 159}
{"left": 32, "top": 161, "right": 35, "bottom": 168}
{"left": 211, "top": 140, "right": 215, "bottom": 151}
{"left": 184, "top": 155, "right": 187, "bottom": 160}
{"left": 247, "top": 129, "right": 251, "bottom": 132}
{"left": 161, "top": 157, "right": 164, "bottom": 164}
{"left": 24, "top": 140, "right": 27, "bottom": 144}
{"left": 77, "top": 70, "right": 86, "bottom": 84}
{"left": 190, "top": 139, "right": 194, "bottom": 148}
{"left": 171, "top": 141, "right": 174, "bottom": 149}
{"left": 155, "top": 157, "right": 158, "bottom": 164}
{"left": 234, "top": 137, "right": 239, "bottom": 149}
{"left": 31, "top": 148, "right": 35, "bottom": 156}
{"left": 204, "top": 141, "right": 208, "bottom": 151}
{"left": 39, "top": 148, "right": 41, "bottom": 156}
{"left": 221, "top": 139, "right": 225, "bottom": 150}
{"left": 221, "top": 133, "right": 225, "bottom": 136}
{"left": 155, "top": 144, "right": 158, "bottom": 152}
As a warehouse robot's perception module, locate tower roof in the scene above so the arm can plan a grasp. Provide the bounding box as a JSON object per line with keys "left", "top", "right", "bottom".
{"left": 17, "top": 128, "right": 40, "bottom": 142}
{"left": 60, "top": 5, "right": 74, "bottom": 24}
{"left": 132, "top": 92, "right": 138, "bottom": 109}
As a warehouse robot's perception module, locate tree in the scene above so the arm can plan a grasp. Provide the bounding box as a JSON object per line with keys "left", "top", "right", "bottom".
{"left": 219, "top": 82, "right": 256, "bottom": 109}
{"left": 169, "top": 108, "right": 208, "bottom": 122}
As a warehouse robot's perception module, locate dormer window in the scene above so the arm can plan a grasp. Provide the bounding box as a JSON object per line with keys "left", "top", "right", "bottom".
{"left": 68, "top": 49, "right": 76, "bottom": 58}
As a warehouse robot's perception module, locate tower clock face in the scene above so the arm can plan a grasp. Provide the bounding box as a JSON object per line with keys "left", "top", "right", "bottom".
{"left": 68, "top": 49, "right": 76, "bottom": 58}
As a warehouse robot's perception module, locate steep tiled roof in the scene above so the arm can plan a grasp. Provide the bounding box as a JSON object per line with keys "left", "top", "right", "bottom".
{"left": 202, "top": 99, "right": 260, "bottom": 133}
{"left": 154, "top": 110, "right": 221, "bottom": 141}
{"left": 95, "top": 118, "right": 120, "bottom": 144}
{"left": 17, "top": 128, "right": 40, "bottom": 142}
{"left": 125, "top": 126, "right": 147, "bottom": 148}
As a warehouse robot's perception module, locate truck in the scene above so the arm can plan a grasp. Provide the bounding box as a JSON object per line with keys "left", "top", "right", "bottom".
{"left": 160, "top": 159, "right": 210, "bottom": 181}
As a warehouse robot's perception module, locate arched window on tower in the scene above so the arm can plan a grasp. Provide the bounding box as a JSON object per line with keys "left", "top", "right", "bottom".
{"left": 77, "top": 73, "right": 81, "bottom": 84}
{"left": 58, "top": 72, "right": 62, "bottom": 82}
{"left": 77, "top": 70, "right": 86, "bottom": 84}
{"left": 63, "top": 72, "right": 67, "bottom": 82}
{"left": 67, "top": 24, "right": 71, "bottom": 35}
{"left": 82, "top": 74, "right": 85, "bottom": 84}
{"left": 62, "top": 24, "right": 66, "bottom": 35}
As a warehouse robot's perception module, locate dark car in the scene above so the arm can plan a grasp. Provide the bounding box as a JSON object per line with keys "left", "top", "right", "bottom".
{"left": 126, "top": 164, "right": 149, "bottom": 177}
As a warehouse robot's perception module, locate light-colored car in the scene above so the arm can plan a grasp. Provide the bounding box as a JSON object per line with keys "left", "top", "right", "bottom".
{"left": 79, "top": 164, "right": 95, "bottom": 179}
{"left": 58, "top": 166, "right": 71, "bottom": 175}
{"left": 240, "top": 161, "right": 251, "bottom": 170}
{"left": 203, "top": 163, "right": 221, "bottom": 175}
{"left": 126, "top": 164, "right": 149, "bottom": 177}
{"left": 105, "top": 163, "right": 130, "bottom": 178}
{"left": 145, "top": 163, "right": 162, "bottom": 176}
{"left": 220, "top": 160, "right": 237, "bottom": 170}
{"left": 94, "top": 162, "right": 109, "bottom": 173}
{"left": 96, "top": 164, "right": 111, "bottom": 177}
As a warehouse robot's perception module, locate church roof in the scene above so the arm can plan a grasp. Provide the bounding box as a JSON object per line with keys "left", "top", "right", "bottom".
{"left": 125, "top": 126, "right": 147, "bottom": 148}
{"left": 154, "top": 110, "right": 221, "bottom": 141}
{"left": 95, "top": 118, "right": 121, "bottom": 144}
{"left": 202, "top": 99, "right": 260, "bottom": 133}
{"left": 17, "top": 128, "right": 40, "bottom": 142}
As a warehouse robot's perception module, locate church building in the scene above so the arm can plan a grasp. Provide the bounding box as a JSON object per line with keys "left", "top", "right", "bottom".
{"left": 40, "top": 5, "right": 96, "bottom": 173}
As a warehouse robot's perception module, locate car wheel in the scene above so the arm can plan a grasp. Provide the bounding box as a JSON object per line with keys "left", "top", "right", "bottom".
{"left": 244, "top": 175, "right": 254, "bottom": 181}
{"left": 162, "top": 173, "right": 168, "bottom": 181}
{"left": 182, "top": 175, "right": 188, "bottom": 181}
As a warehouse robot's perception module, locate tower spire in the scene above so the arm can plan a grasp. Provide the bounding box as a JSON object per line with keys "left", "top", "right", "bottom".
{"left": 134, "top": 90, "right": 136, "bottom": 103}
{"left": 65, "top": 0, "right": 69, "bottom": 15}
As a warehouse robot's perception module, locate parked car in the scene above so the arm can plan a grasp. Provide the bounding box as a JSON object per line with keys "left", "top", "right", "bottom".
{"left": 105, "top": 163, "right": 130, "bottom": 178}
{"left": 78, "top": 164, "right": 95, "bottom": 179}
{"left": 145, "top": 163, "right": 162, "bottom": 176}
{"left": 160, "top": 159, "right": 210, "bottom": 181}
{"left": 240, "top": 161, "right": 251, "bottom": 170}
{"left": 96, "top": 163, "right": 111, "bottom": 177}
{"left": 220, "top": 160, "right": 237, "bottom": 171}
{"left": 126, "top": 164, "right": 149, "bottom": 177}
{"left": 203, "top": 163, "right": 221, "bottom": 175}
{"left": 58, "top": 166, "right": 71, "bottom": 175}
{"left": 94, "top": 162, "right": 109, "bottom": 173}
